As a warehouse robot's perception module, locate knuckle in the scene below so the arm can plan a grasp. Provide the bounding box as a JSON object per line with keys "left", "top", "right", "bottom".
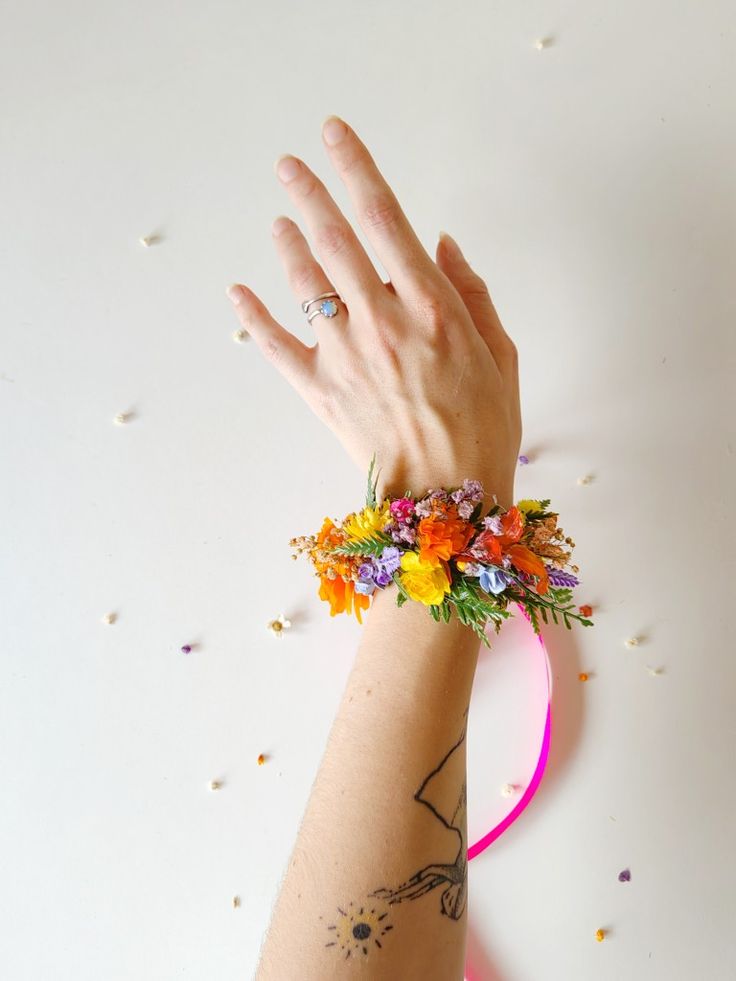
{"left": 316, "top": 222, "right": 350, "bottom": 258}
{"left": 414, "top": 291, "right": 450, "bottom": 331}
{"left": 290, "top": 261, "right": 318, "bottom": 296}
{"left": 261, "top": 336, "right": 281, "bottom": 364}
{"left": 464, "top": 273, "right": 491, "bottom": 298}
{"left": 295, "top": 174, "right": 321, "bottom": 201}
{"left": 363, "top": 194, "right": 401, "bottom": 232}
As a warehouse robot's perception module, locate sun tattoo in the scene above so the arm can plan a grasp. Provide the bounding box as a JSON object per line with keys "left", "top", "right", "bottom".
{"left": 324, "top": 901, "right": 394, "bottom": 959}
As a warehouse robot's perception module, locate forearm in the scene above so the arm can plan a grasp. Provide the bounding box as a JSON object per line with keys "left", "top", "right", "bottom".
{"left": 256, "top": 585, "right": 480, "bottom": 980}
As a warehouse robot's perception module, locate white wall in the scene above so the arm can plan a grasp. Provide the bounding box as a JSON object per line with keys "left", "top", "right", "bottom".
{"left": 1, "top": 1, "right": 734, "bottom": 978}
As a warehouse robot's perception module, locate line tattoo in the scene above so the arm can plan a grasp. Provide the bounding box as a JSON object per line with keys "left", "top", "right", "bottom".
{"left": 369, "top": 710, "right": 469, "bottom": 920}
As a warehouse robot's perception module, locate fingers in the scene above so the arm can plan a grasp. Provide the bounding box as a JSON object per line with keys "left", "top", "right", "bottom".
{"left": 273, "top": 152, "right": 384, "bottom": 314}
{"left": 435, "top": 231, "right": 519, "bottom": 384}
{"left": 321, "top": 115, "right": 435, "bottom": 296}
{"left": 270, "top": 215, "right": 347, "bottom": 340}
{"left": 225, "top": 283, "right": 316, "bottom": 396}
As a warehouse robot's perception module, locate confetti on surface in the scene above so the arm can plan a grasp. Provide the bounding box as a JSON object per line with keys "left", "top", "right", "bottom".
{"left": 595, "top": 928, "right": 606, "bottom": 943}
{"left": 209, "top": 780, "right": 222, "bottom": 791}
{"left": 267, "top": 613, "right": 291, "bottom": 637}
{"left": 618, "top": 869, "right": 631, "bottom": 882}
{"left": 518, "top": 454, "right": 530, "bottom": 465}
{"left": 257, "top": 754, "right": 267, "bottom": 766}
{"left": 233, "top": 328, "right": 249, "bottom": 343}
{"left": 625, "top": 637, "right": 640, "bottom": 648}
{"left": 578, "top": 672, "right": 589, "bottom": 682}
{"left": 232, "top": 895, "right": 241, "bottom": 909}
{"left": 579, "top": 604, "right": 593, "bottom": 617}
{"left": 102, "top": 612, "right": 117, "bottom": 625}
{"left": 181, "top": 644, "right": 192, "bottom": 654}
{"left": 114, "top": 412, "right": 130, "bottom": 425}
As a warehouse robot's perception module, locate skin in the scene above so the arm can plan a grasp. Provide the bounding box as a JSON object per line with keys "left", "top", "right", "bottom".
{"left": 227, "top": 115, "right": 522, "bottom": 980}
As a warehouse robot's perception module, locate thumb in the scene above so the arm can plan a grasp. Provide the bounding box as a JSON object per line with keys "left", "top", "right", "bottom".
{"left": 435, "top": 230, "right": 517, "bottom": 363}
{"left": 436, "top": 230, "right": 502, "bottom": 330}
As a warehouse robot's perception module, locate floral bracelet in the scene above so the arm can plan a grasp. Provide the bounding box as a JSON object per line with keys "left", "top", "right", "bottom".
{"left": 289, "top": 455, "right": 594, "bottom": 647}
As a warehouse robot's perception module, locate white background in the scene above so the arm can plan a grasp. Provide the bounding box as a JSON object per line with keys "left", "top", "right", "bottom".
{"left": 1, "top": 1, "right": 734, "bottom": 978}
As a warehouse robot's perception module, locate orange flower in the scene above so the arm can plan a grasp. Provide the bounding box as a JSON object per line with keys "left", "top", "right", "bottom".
{"left": 506, "top": 544, "right": 550, "bottom": 594}
{"left": 417, "top": 515, "right": 474, "bottom": 566}
{"left": 318, "top": 574, "right": 371, "bottom": 624}
{"left": 315, "top": 516, "right": 346, "bottom": 550}
{"left": 496, "top": 506, "right": 525, "bottom": 545}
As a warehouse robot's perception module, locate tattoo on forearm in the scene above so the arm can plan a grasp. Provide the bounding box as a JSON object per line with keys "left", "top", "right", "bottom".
{"left": 324, "top": 712, "right": 469, "bottom": 958}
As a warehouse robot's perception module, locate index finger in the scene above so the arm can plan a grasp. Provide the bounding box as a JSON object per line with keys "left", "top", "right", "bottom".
{"left": 321, "top": 115, "right": 435, "bottom": 295}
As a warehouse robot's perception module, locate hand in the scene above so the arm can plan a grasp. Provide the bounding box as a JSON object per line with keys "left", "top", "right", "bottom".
{"left": 226, "top": 115, "right": 522, "bottom": 509}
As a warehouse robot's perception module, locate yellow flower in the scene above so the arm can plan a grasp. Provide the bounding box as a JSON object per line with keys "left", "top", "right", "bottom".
{"left": 399, "top": 551, "right": 451, "bottom": 606}
{"left": 517, "top": 499, "right": 542, "bottom": 514}
{"left": 343, "top": 500, "right": 391, "bottom": 541}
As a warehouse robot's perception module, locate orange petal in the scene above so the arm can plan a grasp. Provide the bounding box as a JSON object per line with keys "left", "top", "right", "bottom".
{"left": 507, "top": 544, "right": 550, "bottom": 594}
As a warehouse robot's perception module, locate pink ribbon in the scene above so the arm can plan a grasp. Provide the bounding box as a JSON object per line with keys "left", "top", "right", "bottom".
{"left": 465, "top": 611, "right": 552, "bottom": 977}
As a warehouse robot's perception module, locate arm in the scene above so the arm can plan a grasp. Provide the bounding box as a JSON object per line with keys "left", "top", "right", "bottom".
{"left": 255, "top": 588, "right": 483, "bottom": 980}
{"left": 226, "top": 114, "right": 521, "bottom": 979}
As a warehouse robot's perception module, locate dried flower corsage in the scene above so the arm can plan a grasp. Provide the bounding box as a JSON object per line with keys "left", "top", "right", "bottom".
{"left": 289, "top": 455, "right": 594, "bottom": 647}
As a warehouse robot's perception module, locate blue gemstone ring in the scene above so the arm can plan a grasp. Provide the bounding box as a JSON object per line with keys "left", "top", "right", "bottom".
{"left": 301, "top": 290, "right": 345, "bottom": 324}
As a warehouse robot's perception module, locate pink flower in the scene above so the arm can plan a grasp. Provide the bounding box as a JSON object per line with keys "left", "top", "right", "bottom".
{"left": 390, "top": 497, "right": 415, "bottom": 523}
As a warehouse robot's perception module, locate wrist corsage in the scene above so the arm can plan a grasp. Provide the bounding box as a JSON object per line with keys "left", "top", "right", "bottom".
{"left": 289, "top": 455, "right": 594, "bottom": 647}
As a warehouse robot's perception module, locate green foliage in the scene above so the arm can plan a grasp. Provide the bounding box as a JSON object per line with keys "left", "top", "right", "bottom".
{"left": 365, "top": 452, "right": 380, "bottom": 508}
{"left": 333, "top": 532, "right": 393, "bottom": 558}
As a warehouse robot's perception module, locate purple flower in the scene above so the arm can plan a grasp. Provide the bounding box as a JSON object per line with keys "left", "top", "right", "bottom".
{"left": 457, "top": 500, "right": 475, "bottom": 520}
{"left": 377, "top": 546, "right": 401, "bottom": 575}
{"left": 479, "top": 566, "right": 512, "bottom": 595}
{"left": 482, "top": 514, "right": 503, "bottom": 534}
{"left": 357, "top": 562, "right": 375, "bottom": 582}
{"left": 546, "top": 567, "right": 580, "bottom": 588}
{"left": 414, "top": 498, "right": 433, "bottom": 517}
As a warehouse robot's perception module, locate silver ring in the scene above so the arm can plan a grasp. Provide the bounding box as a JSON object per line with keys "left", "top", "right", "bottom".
{"left": 301, "top": 290, "right": 345, "bottom": 323}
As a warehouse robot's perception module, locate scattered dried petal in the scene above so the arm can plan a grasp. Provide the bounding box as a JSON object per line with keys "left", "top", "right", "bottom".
{"left": 257, "top": 754, "right": 266, "bottom": 766}
{"left": 209, "top": 780, "right": 222, "bottom": 791}
{"left": 595, "top": 928, "right": 606, "bottom": 943}
{"left": 518, "top": 454, "right": 530, "bottom": 465}
{"left": 646, "top": 665, "right": 664, "bottom": 676}
{"left": 579, "top": 604, "right": 593, "bottom": 617}
{"left": 618, "top": 869, "right": 631, "bottom": 882}
{"left": 578, "top": 672, "right": 589, "bottom": 682}
{"left": 114, "top": 412, "right": 130, "bottom": 425}
{"left": 500, "top": 783, "right": 517, "bottom": 798}
{"left": 102, "top": 612, "right": 117, "bottom": 625}
{"left": 181, "top": 644, "right": 192, "bottom": 654}
{"left": 233, "top": 895, "right": 241, "bottom": 908}
{"left": 233, "top": 328, "right": 249, "bottom": 343}
{"left": 577, "top": 474, "right": 593, "bottom": 486}
{"left": 625, "top": 637, "right": 639, "bottom": 648}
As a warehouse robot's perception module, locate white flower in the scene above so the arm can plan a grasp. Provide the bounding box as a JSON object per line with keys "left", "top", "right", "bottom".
{"left": 267, "top": 613, "right": 292, "bottom": 637}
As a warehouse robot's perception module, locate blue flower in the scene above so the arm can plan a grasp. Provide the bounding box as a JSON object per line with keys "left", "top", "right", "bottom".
{"left": 479, "top": 565, "right": 511, "bottom": 595}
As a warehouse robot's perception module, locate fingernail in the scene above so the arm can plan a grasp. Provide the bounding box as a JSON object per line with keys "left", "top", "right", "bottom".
{"left": 439, "top": 230, "right": 461, "bottom": 257}
{"left": 226, "top": 284, "right": 245, "bottom": 304}
{"left": 275, "top": 154, "right": 301, "bottom": 183}
{"left": 272, "top": 215, "right": 292, "bottom": 237}
{"left": 322, "top": 115, "right": 347, "bottom": 146}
